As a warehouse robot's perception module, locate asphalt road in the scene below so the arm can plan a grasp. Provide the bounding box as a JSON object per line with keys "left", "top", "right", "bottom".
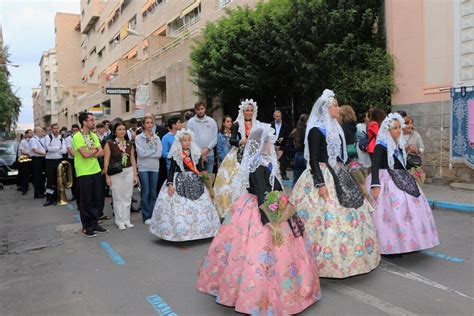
{"left": 0, "top": 184, "right": 473, "bottom": 315}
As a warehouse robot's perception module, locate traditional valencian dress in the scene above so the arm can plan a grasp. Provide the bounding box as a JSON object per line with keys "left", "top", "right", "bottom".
{"left": 366, "top": 113, "right": 439, "bottom": 254}
{"left": 213, "top": 99, "right": 261, "bottom": 218}
{"left": 149, "top": 130, "right": 220, "bottom": 241}
{"left": 291, "top": 89, "right": 380, "bottom": 278}
{"left": 197, "top": 125, "right": 321, "bottom": 315}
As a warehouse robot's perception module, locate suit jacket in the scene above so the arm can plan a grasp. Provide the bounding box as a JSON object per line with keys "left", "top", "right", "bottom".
{"left": 271, "top": 120, "right": 291, "bottom": 146}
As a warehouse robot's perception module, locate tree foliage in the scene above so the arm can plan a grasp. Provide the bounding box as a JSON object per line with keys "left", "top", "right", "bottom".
{"left": 190, "top": 0, "right": 394, "bottom": 121}
{"left": 0, "top": 45, "right": 21, "bottom": 132}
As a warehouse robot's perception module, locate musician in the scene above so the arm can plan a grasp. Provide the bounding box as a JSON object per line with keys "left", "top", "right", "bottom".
{"left": 44, "top": 123, "right": 67, "bottom": 206}
{"left": 65, "top": 124, "right": 80, "bottom": 202}
{"left": 29, "top": 127, "right": 47, "bottom": 199}
{"left": 18, "top": 129, "right": 33, "bottom": 195}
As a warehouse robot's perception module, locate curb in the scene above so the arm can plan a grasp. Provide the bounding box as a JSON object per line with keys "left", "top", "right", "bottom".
{"left": 428, "top": 199, "right": 474, "bottom": 213}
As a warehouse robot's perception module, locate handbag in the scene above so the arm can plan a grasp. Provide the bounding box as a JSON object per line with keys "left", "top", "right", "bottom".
{"left": 406, "top": 153, "right": 422, "bottom": 169}
{"left": 107, "top": 162, "right": 123, "bottom": 176}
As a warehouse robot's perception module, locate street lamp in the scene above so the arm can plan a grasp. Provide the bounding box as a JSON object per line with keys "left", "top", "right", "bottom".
{"left": 0, "top": 63, "right": 20, "bottom": 68}
{"left": 127, "top": 28, "right": 152, "bottom": 115}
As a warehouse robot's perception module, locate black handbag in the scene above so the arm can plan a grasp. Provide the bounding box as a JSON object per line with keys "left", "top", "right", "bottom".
{"left": 107, "top": 162, "right": 123, "bottom": 176}
{"left": 406, "top": 153, "right": 422, "bottom": 169}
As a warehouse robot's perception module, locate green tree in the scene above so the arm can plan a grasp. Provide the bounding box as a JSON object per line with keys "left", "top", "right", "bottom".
{"left": 0, "top": 45, "right": 21, "bottom": 132}
{"left": 190, "top": 0, "right": 393, "bottom": 121}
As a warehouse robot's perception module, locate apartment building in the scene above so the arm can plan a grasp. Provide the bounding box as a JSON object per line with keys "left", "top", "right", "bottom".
{"left": 54, "top": 12, "right": 84, "bottom": 128}
{"left": 386, "top": 0, "right": 474, "bottom": 183}
{"left": 74, "top": 0, "right": 260, "bottom": 125}
{"left": 38, "top": 49, "right": 58, "bottom": 127}
{"left": 32, "top": 88, "right": 42, "bottom": 128}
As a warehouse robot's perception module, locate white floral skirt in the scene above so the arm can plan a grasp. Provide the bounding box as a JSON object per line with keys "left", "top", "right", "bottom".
{"left": 149, "top": 172, "right": 220, "bottom": 242}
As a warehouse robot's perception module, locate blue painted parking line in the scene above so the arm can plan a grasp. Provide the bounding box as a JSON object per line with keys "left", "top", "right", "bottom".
{"left": 67, "top": 203, "right": 76, "bottom": 211}
{"left": 99, "top": 241, "right": 126, "bottom": 265}
{"left": 422, "top": 250, "right": 465, "bottom": 263}
{"left": 73, "top": 214, "right": 81, "bottom": 223}
{"left": 428, "top": 199, "right": 474, "bottom": 213}
{"left": 146, "top": 295, "right": 177, "bottom": 316}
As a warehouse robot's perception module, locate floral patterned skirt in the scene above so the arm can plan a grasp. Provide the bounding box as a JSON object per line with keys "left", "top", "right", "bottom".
{"left": 149, "top": 172, "right": 220, "bottom": 242}
{"left": 196, "top": 194, "right": 321, "bottom": 315}
{"left": 365, "top": 170, "right": 439, "bottom": 254}
{"left": 213, "top": 147, "right": 245, "bottom": 218}
{"left": 291, "top": 167, "right": 380, "bottom": 278}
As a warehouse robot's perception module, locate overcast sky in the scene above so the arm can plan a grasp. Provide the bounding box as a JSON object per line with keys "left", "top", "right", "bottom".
{"left": 0, "top": 0, "right": 80, "bottom": 129}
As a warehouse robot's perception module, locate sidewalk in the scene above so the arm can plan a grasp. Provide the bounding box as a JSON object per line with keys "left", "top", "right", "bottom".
{"left": 422, "top": 184, "right": 474, "bottom": 213}
{"left": 283, "top": 170, "right": 473, "bottom": 213}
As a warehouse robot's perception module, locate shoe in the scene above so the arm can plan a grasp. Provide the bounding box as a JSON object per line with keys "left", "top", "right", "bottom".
{"left": 124, "top": 222, "right": 134, "bottom": 228}
{"left": 82, "top": 229, "right": 97, "bottom": 238}
{"left": 17, "top": 187, "right": 22, "bottom": 191}
{"left": 34, "top": 194, "right": 45, "bottom": 199}
{"left": 43, "top": 201, "right": 54, "bottom": 207}
{"left": 98, "top": 215, "right": 111, "bottom": 220}
{"left": 93, "top": 225, "right": 109, "bottom": 234}
{"left": 22, "top": 191, "right": 27, "bottom": 196}
{"left": 117, "top": 223, "right": 126, "bottom": 230}
{"left": 144, "top": 219, "right": 152, "bottom": 225}
{"left": 69, "top": 197, "right": 76, "bottom": 202}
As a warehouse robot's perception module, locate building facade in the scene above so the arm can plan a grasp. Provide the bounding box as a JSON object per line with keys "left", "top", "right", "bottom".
{"left": 32, "top": 88, "right": 42, "bottom": 128}
{"left": 38, "top": 49, "right": 58, "bottom": 127}
{"left": 386, "top": 0, "right": 474, "bottom": 184}
{"left": 54, "top": 12, "right": 84, "bottom": 128}
{"left": 73, "top": 0, "right": 260, "bottom": 125}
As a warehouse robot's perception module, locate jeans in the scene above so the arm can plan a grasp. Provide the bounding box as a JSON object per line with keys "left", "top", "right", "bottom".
{"left": 293, "top": 152, "right": 306, "bottom": 187}
{"left": 205, "top": 155, "right": 215, "bottom": 174}
{"left": 139, "top": 171, "right": 159, "bottom": 221}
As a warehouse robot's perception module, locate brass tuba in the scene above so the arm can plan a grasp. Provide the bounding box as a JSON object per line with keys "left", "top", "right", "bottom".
{"left": 57, "top": 160, "right": 73, "bottom": 205}
{"left": 17, "top": 155, "right": 32, "bottom": 163}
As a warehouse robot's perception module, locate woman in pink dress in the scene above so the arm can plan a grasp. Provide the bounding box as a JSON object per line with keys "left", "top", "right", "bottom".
{"left": 366, "top": 113, "right": 439, "bottom": 254}
{"left": 196, "top": 124, "right": 320, "bottom": 315}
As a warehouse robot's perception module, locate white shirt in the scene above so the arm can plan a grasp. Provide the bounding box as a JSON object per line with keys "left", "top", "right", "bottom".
{"left": 29, "top": 135, "right": 46, "bottom": 157}
{"left": 65, "top": 135, "right": 74, "bottom": 159}
{"left": 45, "top": 134, "right": 67, "bottom": 160}
{"left": 274, "top": 121, "right": 282, "bottom": 138}
{"left": 19, "top": 139, "right": 30, "bottom": 156}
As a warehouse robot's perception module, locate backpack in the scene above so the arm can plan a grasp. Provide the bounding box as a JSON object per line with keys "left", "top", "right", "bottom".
{"left": 357, "top": 131, "right": 372, "bottom": 152}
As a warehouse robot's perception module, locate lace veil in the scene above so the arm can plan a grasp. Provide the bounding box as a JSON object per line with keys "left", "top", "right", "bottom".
{"left": 376, "top": 112, "right": 407, "bottom": 169}
{"left": 304, "top": 89, "right": 347, "bottom": 168}
{"left": 235, "top": 99, "right": 260, "bottom": 139}
{"left": 234, "top": 123, "right": 282, "bottom": 192}
{"left": 167, "top": 129, "right": 202, "bottom": 172}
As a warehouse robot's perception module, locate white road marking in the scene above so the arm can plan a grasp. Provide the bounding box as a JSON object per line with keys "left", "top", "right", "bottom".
{"left": 380, "top": 260, "right": 474, "bottom": 301}
{"left": 324, "top": 281, "right": 418, "bottom": 316}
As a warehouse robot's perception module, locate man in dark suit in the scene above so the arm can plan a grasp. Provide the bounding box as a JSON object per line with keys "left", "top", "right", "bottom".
{"left": 271, "top": 110, "right": 291, "bottom": 180}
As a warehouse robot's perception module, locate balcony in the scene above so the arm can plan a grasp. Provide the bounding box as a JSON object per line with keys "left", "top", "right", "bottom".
{"left": 81, "top": 0, "right": 101, "bottom": 34}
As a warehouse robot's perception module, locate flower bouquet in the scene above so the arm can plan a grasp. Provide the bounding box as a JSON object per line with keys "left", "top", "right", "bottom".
{"left": 409, "top": 166, "right": 425, "bottom": 186}
{"left": 260, "top": 191, "right": 297, "bottom": 246}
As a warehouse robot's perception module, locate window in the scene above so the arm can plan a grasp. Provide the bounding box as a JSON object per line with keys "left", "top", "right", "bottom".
{"left": 217, "top": 0, "right": 232, "bottom": 9}
{"left": 142, "top": 0, "right": 166, "bottom": 20}
{"left": 125, "top": 98, "right": 130, "bottom": 112}
{"left": 109, "top": 33, "right": 120, "bottom": 50}
{"left": 128, "top": 15, "right": 137, "bottom": 31}
{"left": 98, "top": 47, "right": 105, "bottom": 61}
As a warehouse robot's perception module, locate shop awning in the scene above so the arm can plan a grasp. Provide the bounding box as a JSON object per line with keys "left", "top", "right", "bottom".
{"left": 141, "top": 0, "right": 155, "bottom": 15}
{"left": 120, "top": 21, "right": 129, "bottom": 40}
{"left": 153, "top": 25, "right": 167, "bottom": 36}
{"left": 105, "top": 61, "right": 119, "bottom": 75}
{"left": 180, "top": 0, "right": 200, "bottom": 18}
{"left": 123, "top": 46, "right": 137, "bottom": 59}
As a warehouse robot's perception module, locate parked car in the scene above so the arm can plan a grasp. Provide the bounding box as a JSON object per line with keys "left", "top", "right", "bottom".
{"left": 0, "top": 141, "right": 18, "bottom": 188}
